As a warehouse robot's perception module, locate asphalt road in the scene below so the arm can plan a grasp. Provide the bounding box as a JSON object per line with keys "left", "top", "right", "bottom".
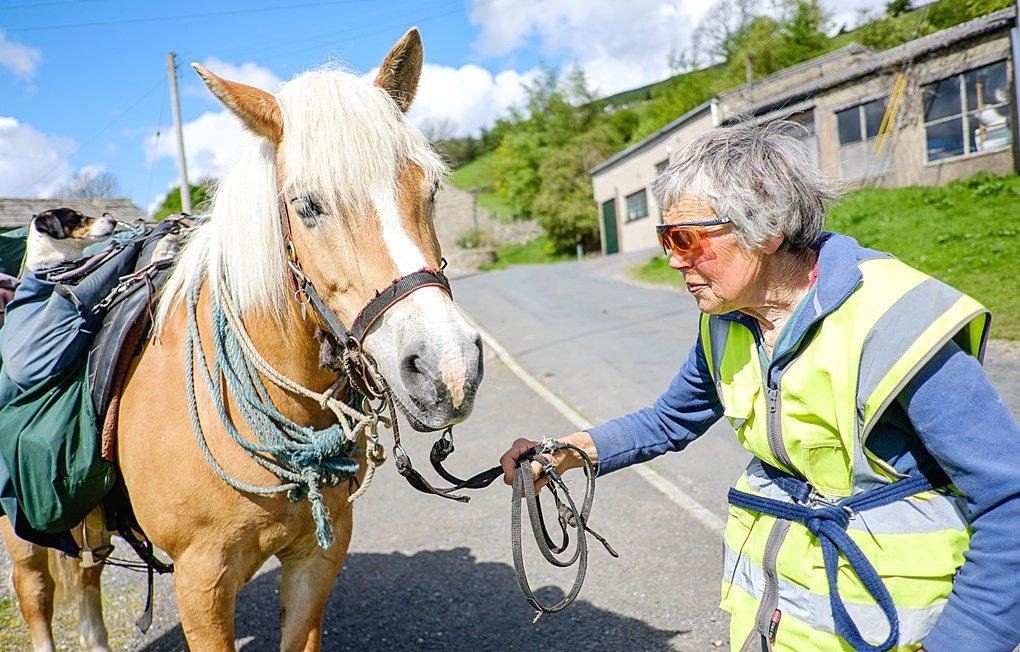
{"left": 2, "top": 249, "right": 1017, "bottom": 650}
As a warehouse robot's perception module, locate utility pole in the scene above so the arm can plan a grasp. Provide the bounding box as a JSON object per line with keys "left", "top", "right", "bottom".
{"left": 166, "top": 51, "right": 192, "bottom": 214}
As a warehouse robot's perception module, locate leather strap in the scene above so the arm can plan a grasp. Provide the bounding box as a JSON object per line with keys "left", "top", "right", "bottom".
{"left": 276, "top": 194, "right": 452, "bottom": 349}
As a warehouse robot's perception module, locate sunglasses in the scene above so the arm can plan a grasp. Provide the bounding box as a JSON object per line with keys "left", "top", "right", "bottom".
{"left": 655, "top": 217, "right": 732, "bottom": 258}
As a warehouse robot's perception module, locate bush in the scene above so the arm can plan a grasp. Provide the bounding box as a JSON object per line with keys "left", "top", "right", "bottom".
{"left": 455, "top": 228, "right": 493, "bottom": 249}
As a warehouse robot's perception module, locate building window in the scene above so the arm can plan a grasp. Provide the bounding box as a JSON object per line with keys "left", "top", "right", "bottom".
{"left": 835, "top": 98, "right": 893, "bottom": 181}
{"left": 625, "top": 189, "right": 649, "bottom": 222}
{"left": 782, "top": 109, "right": 818, "bottom": 168}
{"left": 655, "top": 159, "right": 669, "bottom": 175}
{"left": 922, "top": 61, "right": 1012, "bottom": 163}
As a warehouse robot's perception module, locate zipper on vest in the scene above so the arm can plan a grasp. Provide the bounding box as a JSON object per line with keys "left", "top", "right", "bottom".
{"left": 752, "top": 519, "right": 791, "bottom": 643}
{"left": 765, "top": 385, "right": 797, "bottom": 473}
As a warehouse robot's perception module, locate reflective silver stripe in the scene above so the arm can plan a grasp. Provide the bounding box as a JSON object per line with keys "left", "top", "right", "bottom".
{"left": 707, "top": 316, "right": 729, "bottom": 382}
{"left": 856, "top": 278, "right": 962, "bottom": 423}
{"left": 742, "top": 460, "right": 969, "bottom": 535}
{"left": 724, "top": 544, "right": 946, "bottom": 645}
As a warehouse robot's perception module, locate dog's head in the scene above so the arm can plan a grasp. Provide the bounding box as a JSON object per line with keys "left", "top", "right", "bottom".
{"left": 26, "top": 208, "right": 118, "bottom": 271}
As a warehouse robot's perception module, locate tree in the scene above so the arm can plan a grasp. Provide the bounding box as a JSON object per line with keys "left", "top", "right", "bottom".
{"left": 56, "top": 169, "right": 121, "bottom": 198}
{"left": 692, "top": 0, "right": 757, "bottom": 63}
{"left": 153, "top": 180, "right": 213, "bottom": 221}
{"left": 885, "top": 0, "right": 912, "bottom": 17}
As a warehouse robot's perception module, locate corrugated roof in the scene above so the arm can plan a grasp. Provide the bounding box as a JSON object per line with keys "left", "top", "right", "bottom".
{"left": 0, "top": 198, "right": 146, "bottom": 229}
{"left": 588, "top": 101, "right": 712, "bottom": 176}
{"left": 716, "top": 42, "right": 873, "bottom": 103}
{"left": 731, "top": 7, "right": 1016, "bottom": 119}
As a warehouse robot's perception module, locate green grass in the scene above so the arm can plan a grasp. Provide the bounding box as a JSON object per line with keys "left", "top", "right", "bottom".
{"left": 447, "top": 152, "right": 515, "bottom": 221}
{"left": 630, "top": 173, "right": 1020, "bottom": 339}
{"left": 478, "top": 235, "right": 574, "bottom": 270}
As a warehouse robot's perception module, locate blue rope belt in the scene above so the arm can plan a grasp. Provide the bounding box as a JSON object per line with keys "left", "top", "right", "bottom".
{"left": 727, "top": 466, "right": 937, "bottom": 652}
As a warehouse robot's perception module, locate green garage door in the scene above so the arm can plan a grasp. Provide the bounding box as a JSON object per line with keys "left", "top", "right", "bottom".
{"left": 601, "top": 198, "right": 618, "bottom": 255}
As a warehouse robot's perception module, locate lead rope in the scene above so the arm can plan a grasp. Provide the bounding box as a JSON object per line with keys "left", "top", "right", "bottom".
{"left": 184, "top": 278, "right": 386, "bottom": 549}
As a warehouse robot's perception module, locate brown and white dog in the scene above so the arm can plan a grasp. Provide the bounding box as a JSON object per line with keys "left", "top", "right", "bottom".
{"left": 24, "top": 208, "right": 117, "bottom": 272}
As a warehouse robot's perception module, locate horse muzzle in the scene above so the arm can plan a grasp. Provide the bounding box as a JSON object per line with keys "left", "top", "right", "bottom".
{"left": 390, "top": 330, "right": 484, "bottom": 431}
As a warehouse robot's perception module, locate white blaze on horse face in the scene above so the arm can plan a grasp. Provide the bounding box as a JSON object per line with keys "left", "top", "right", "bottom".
{"left": 368, "top": 185, "right": 478, "bottom": 421}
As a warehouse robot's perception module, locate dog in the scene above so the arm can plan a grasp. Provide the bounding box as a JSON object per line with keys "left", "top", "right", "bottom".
{"left": 24, "top": 207, "right": 118, "bottom": 272}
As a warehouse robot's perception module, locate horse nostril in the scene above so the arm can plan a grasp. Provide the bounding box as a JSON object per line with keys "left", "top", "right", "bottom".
{"left": 402, "top": 353, "right": 422, "bottom": 376}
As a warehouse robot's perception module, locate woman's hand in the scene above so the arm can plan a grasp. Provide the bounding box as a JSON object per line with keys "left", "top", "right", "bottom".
{"left": 499, "top": 432, "right": 599, "bottom": 493}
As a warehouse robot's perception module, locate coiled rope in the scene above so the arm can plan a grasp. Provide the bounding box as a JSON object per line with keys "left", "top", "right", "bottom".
{"left": 183, "top": 278, "right": 386, "bottom": 549}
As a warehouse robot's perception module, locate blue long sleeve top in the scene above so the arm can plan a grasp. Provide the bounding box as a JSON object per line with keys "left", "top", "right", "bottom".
{"left": 587, "top": 232, "right": 1020, "bottom": 650}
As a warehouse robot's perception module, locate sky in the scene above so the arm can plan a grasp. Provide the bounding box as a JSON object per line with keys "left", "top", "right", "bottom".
{"left": 0, "top": 0, "right": 886, "bottom": 214}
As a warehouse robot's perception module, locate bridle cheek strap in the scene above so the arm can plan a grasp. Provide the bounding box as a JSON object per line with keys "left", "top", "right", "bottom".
{"left": 277, "top": 194, "right": 452, "bottom": 350}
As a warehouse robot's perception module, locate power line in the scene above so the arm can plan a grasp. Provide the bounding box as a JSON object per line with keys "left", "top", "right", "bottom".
{"left": 224, "top": 0, "right": 501, "bottom": 65}
{"left": 19, "top": 78, "right": 163, "bottom": 194}
{"left": 2, "top": 0, "right": 376, "bottom": 33}
{"left": 0, "top": 0, "right": 98, "bottom": 9}
{"left": 201, "top": 0, "right": 438, "bottom": 62}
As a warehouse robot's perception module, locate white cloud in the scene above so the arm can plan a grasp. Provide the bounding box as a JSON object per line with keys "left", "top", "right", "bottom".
{"left": 147, "top": 190, "right": 167, "bottom": 217}
{"left": 468, "top": 0, "right": 710, "bottom": 96}
{"left": 0, "top": 116, "right": 75, "bottom": 197}
{"left": 184, "top": 57, "right": 282, "bottom": 101}
{"left": 0, "top": 30, "right": 41, "bottom": 78}
{"left": 405, "top": 63, "right": 536, "bottom": 137}
{"left": 146, "top": 109, "right": 254, "bottom": 182}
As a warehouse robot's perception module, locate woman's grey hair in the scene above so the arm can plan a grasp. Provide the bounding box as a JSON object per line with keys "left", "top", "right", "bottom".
{"left": 651, "top": 119, "right": 841, "bottom": 253}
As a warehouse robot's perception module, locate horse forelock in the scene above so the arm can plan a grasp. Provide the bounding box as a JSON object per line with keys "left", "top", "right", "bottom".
{"left": 154, "top": 65, "right": 447, "bottom": 336}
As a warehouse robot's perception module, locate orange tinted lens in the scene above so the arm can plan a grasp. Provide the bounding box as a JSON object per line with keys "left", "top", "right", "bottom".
{"left": 661, "top": 226, "right": 705, "bottom": 256}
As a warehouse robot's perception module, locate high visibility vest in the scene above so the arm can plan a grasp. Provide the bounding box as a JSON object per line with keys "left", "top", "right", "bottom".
{"left": 700, "top": 256, "right": 989, "bottom": 651}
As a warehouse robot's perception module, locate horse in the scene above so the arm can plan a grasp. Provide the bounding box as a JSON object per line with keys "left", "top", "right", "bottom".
{"left": 2, "top": 27, "right": 483, "bottom": 650}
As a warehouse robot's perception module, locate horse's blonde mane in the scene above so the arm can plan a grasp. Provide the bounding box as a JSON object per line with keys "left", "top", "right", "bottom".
{"left": 154, "top": 65, "right": 447, "bottom": 334}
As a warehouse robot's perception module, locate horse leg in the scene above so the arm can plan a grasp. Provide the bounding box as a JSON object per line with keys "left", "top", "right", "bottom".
{"left": 76, "top": 563, "right": 110, "bottom": 651}
{"left": 172, "top": 549, "right": 245, "bottom": 652}
{"left": 0, "top": 517, "right": 56, "bottom": 652}
{"left": 277, "top": 517, "right": 352, "bottom": 652}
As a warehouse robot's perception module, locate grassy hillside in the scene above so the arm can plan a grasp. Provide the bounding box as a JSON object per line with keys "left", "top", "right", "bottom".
{"left": 631, "top": 173, "right": 1020, "bottom": 339}
{"left": 447, "top": 152, "right": 514, "bottom": 221}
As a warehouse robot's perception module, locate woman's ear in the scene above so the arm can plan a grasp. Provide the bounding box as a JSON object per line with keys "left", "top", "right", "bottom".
{"left": 762, "top": 234, "right": 785, "bottom": 255}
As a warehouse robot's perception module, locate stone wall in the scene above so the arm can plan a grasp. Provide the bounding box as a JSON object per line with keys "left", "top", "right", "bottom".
{"left": 432, "top": 184, "right": 541, "bottom": 276}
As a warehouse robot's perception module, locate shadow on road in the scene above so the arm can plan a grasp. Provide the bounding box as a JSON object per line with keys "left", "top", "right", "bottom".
{"left": 143, "top": 547, "right": 685, "bottom": 650}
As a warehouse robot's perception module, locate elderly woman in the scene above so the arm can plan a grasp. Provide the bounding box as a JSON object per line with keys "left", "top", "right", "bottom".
{"left": 500, "top": 122, "right": 1020, "bottom": 651}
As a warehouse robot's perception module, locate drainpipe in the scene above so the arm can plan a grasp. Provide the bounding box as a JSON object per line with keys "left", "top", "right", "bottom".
{"left": 1011, "top": 2, "right": 1020, "bottom": 171}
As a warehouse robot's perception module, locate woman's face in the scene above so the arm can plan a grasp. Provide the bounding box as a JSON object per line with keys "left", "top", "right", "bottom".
{"left": 664, "top": 194, "right": 768, "bottom": 315}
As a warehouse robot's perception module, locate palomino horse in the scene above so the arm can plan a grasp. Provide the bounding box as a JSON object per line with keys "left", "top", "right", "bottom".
{"left": 3, "top": 27, "right": 482, "bottom": 650}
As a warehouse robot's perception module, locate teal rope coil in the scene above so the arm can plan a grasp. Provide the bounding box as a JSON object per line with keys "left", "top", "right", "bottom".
{"left": 184, "top": 280, "right": 360, "bottom": 549}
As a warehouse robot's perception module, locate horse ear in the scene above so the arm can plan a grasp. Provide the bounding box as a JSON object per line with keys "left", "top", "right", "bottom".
{"left": 374, "top": 27, "right": 423, "bottom": 113}
{"left": 191, "top": 63, "right": 283, "bottom": 143}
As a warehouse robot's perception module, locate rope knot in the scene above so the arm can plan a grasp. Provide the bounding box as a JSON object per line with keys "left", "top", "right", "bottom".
{"left": 805, "top": 505, "right": 851, "bottom": 534}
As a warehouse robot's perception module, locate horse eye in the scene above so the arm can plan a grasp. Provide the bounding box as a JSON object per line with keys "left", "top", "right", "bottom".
{"left": 429, "top": 181, "right": 441, "bottom": 202}
{"left": 291, "top": 194, "right": 325, "bottom": 226}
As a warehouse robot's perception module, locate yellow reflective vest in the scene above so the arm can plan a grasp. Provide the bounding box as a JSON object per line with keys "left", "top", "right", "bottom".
{"left": 700, "top": 256, "right": 989, "bottom": 651}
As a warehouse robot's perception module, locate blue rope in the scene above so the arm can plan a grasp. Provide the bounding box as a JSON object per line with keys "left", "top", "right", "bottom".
{"left": 728, "top": 470, "right": 936, "bottom": 652}
{"left": 184, "top": 281, "right": 359, "bottom": 549}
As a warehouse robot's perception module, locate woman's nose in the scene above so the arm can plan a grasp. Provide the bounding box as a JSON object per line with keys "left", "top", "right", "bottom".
{"left": 669, "top": 251, "right": 692, "bottom": 271}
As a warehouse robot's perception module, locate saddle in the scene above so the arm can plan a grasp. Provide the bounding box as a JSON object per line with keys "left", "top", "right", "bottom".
{"left": 0, "top": 216, "right": 189, "bottom": 565}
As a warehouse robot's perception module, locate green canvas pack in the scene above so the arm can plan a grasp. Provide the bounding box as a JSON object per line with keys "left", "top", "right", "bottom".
{"left": 0, "top": 361, "right": 114, "bottom": 533}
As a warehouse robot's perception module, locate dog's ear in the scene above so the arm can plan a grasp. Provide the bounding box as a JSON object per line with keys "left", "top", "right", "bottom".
{"left": 33, "top": 211, "right": 66, "bottom": 239}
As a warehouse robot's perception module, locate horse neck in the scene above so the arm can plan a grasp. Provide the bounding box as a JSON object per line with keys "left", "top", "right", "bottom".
{"left": 209, "top": 280, "right": 343, "bottom": 429}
